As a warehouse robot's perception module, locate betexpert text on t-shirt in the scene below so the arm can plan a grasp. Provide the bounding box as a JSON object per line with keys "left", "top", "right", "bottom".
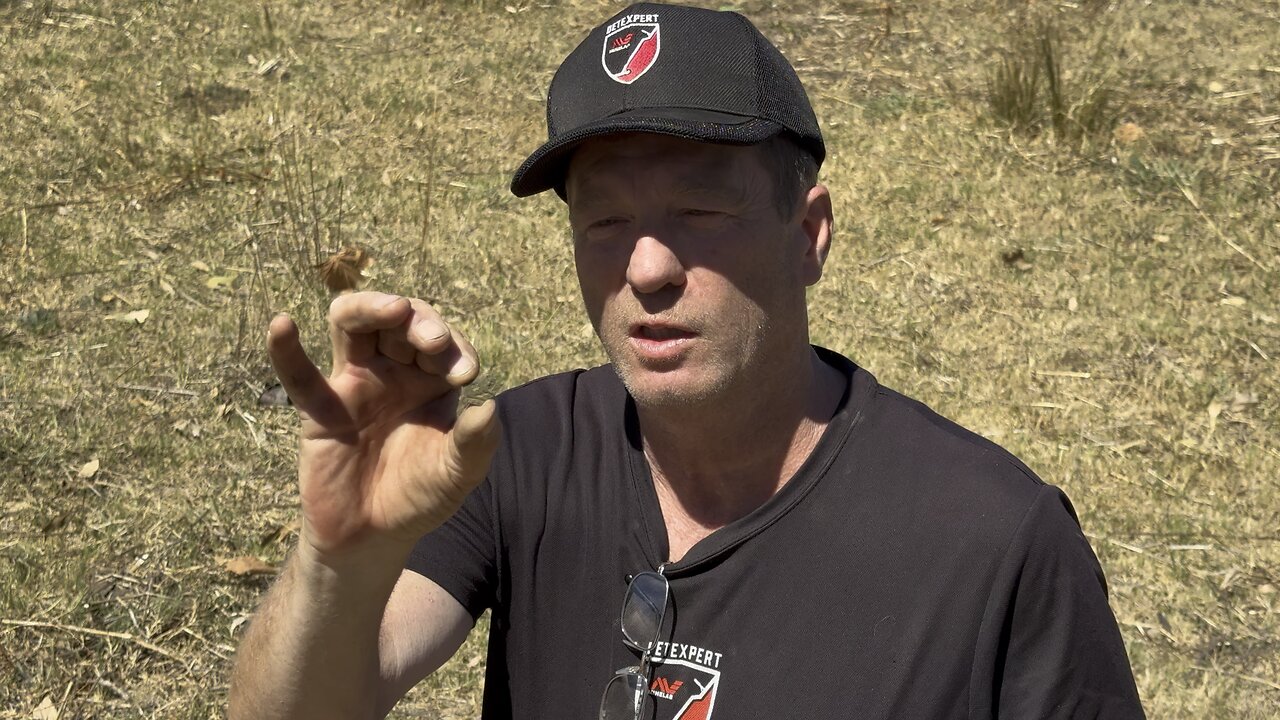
{"left": 650, "top": 641, "right": 723, "bottom": 669}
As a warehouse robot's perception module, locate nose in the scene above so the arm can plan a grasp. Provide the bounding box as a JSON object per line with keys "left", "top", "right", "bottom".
{"left": 626, "top": 233, "right": 686, "bottom": 294}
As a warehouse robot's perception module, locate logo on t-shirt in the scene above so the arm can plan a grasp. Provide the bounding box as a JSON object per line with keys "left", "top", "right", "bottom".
{"left": 648, "top": 642, "right": 722, "bottom": 719}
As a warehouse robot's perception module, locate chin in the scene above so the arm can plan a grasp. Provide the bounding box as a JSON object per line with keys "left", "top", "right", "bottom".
{"left": 613, "top": 362, "right": 733, "bottom": 410}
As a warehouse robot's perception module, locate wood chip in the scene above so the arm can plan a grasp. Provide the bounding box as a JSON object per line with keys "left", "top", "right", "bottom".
{"left": 220, "top": 556, "right": 277, "bottom": 576}
{"left": 31, "top": 696, "right": 59, "bottom": 720}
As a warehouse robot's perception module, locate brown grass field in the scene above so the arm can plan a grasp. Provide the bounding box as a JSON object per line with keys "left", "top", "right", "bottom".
{"left": 1, "top": 0, "right": 1278, "bottom": 717}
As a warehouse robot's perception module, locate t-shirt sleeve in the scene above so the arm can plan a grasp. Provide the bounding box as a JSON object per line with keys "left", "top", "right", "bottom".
{"left": 405, "top": 472, "right": 501, "bottom": 622}
{"left": 971, "top": 485, "right": 1146, "bottom": 719}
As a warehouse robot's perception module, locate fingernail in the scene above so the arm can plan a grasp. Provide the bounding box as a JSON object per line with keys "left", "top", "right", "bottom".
{"left": 449, "top": 356, "right": 475, "bottom": 378}
{"left": 375, "top": 294, "right": 403, "bottom": 309}
{"left": 412, "top": 322, "right": 447, "bottom": 344}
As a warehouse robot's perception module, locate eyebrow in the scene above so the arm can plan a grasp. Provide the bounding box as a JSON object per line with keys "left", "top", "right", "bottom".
{"left": 569, "top": 171, "right": 757, "bottom": 212}
{"left": 566, "top": 185, "right": 620, "bottom": 217}
{"left": 669, "top": 177, "right": 753, "bottom": 205}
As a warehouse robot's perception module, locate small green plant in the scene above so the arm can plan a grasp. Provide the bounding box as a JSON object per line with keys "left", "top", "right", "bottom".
{"left": 986, "top": 18, "right": 1117, "bottom": 146}
{"left": 987, "top": 49, "right": 1041, "bottom": 133}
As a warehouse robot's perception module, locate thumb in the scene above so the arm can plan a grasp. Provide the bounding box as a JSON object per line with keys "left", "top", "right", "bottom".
{"left": 445, "top": 399, "right": 502, "bottom": 490}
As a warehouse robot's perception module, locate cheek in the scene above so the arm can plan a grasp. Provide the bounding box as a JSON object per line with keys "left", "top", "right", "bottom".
{"left": 702, "top": 248, "right": 801, "bottom": 324}
{"left": 573, "top": 260, "right": 600, "bottom": 317}
{"left": 573, "top": 249, "right": 619, "bottom": 326}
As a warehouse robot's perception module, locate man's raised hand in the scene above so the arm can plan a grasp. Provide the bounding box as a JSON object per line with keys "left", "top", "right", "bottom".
{"left": 266, "top": 292, "right": 501, "bottom": 560}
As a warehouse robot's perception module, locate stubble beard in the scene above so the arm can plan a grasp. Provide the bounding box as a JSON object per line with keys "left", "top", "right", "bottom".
{"left": 599, "top": 317, "right": 772, "bottom": 413}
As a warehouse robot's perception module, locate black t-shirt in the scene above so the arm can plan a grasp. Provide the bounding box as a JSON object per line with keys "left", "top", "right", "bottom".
{"left": 408, "top": 349, "right": 1145, "bottom": 719}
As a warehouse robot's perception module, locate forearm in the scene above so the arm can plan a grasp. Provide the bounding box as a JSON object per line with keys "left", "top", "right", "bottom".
{"left": 228, "top": 538, "right": 409, "bottom": 720}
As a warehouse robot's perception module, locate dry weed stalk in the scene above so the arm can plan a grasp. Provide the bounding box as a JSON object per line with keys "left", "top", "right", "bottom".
{"left": 987, "top": 49, "right": 1041, "bottom": 133}
{"left": 986, "top": 17, "right": 1117, "bottom": 146}
{"left": 276, "top": 135, "right": 349, "bottom": 294}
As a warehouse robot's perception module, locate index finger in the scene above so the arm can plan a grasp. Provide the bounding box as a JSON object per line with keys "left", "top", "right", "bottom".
{"left": 267, "top": 313, "right": 341, "bottom": 422}
{"left": 328, "top": 292, "right": 413, "bottom": 371}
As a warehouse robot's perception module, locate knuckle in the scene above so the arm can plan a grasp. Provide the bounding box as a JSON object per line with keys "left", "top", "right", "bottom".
{"left": 328, "top": 293, "right": 352, "bottom": 318}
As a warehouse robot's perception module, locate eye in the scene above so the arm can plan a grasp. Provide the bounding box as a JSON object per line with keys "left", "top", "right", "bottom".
{"left": 679, "top": 208, "right": 731, "bottom": 227}
{"left": 590, "top": 217, "right": 627, "bottom": 229}
{"left": 578, "top": 215, "right": 631, "bottom": 243}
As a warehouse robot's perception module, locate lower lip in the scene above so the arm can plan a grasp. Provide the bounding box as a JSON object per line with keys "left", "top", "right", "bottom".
{"left": 628, "top": 333, "right": 695, "bottom": 362}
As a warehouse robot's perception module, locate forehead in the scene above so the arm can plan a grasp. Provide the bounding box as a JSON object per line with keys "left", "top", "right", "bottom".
{"left": 565, "top": 134, "right": 769, "bottom": 204}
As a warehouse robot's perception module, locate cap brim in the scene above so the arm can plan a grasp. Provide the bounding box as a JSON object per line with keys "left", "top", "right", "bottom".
{"left": 509, "top": 107, "right": 786, "bottom": 198}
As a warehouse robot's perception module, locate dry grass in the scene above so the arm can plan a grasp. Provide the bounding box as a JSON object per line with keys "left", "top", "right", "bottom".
{"left": 1, "top": 1, "right": 1278, "bottom": 718}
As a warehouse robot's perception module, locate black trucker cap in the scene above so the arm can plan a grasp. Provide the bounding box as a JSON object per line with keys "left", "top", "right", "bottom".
{"left": 509, "top": 2, "right": 825, "bottom": 198}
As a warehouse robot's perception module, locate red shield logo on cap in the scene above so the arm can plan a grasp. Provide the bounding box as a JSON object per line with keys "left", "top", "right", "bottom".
{"left": 602, "top": 21, "right": 660, "bottom": 85}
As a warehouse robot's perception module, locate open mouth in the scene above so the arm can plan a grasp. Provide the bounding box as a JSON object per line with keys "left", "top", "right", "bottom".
{"left": 632, "top": 324, "right": 696, "bottom": 341}
{"left": 626, "top": 322, "right": 697, "bottom": 362}
{"left": 634, "top": 324, "right": 696, "bottom": 340}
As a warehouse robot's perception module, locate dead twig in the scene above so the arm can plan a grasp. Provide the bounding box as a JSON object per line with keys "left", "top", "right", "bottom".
{"left": 1032, "top": 370, "right": 1093, "bottom": 379}
{"left": 117, "top": 383, "right": 199, "bottom": 397}
{"left": 1190, "top": 665, "right": 1280, "bottom": 693}
{"left": 1, "top": 618, "right": 183, "bottom": 664}
{"left": 1179, "top": 185, "right": 1272, "bottom": 271}
{"left": 20, "top": 208, "right": 29, "bottom": 257}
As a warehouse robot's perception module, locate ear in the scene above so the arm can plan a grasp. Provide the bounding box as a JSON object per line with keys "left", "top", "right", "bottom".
{"left": 797, "top": 184, "right": 833, "bottom": 286}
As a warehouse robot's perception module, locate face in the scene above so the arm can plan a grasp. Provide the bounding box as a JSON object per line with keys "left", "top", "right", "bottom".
{"left": 565, "top": 134, "right": 831, "bottom": 410}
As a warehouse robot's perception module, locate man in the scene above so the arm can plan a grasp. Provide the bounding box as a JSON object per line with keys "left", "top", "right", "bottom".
{"left": 228, "top": 4, "right": 1145, "bottom": 719}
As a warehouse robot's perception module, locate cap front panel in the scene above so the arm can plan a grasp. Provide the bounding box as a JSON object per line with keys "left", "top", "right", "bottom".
{"left": 624, "top": 11, "right": 758, "bottom": 118}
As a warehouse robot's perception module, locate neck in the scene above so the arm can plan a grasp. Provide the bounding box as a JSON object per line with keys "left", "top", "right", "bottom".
{"left": 638, "top": 346, "right": 846, "bottom": 531}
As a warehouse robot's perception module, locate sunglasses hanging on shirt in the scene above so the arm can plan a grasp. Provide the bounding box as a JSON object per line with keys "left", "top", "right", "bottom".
{"left": 599, "top": 566, "right": 670, "bottom": 720}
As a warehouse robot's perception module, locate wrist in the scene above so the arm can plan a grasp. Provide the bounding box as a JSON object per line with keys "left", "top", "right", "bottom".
{"left": 293, "top": 527, "right": 414, "bottom": 599}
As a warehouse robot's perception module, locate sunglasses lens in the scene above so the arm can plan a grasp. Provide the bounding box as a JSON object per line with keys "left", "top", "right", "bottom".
{"left": 620, "top": 571, "right": 668, "bottom": 652}
{"left": 600, "top": 670, "right": 654, "bottom": 720}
